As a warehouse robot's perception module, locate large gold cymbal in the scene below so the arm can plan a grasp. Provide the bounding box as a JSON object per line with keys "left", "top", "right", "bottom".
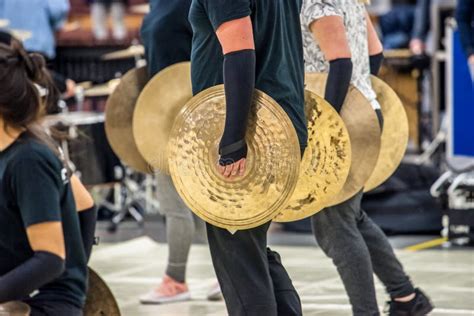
{"left": 133, "top": 62, "right": 192, "bottom": 174}
{"left": 168, "top": 85, "right": 301, "bottom": 231}
{"left": 273, "top": 90, "right": 352, "bottom": 222}
{"left": 301, "top": 73, "right": 382, "bottom": 206}
{"left": 364, "top": 76, "right": 409, "bottom": 191}
{"left": 105, "top": 66, "right": 150, "bottom": 173}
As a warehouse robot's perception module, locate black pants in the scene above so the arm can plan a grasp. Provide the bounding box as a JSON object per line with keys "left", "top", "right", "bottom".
{"left": 312, "top": 192, "right": 415, "bottom": 316}
{"left": 207, "top": 222, "right": 302, "bottom": 316}
{"left": 24, "top": 299, "right": 83, "bottom": 316}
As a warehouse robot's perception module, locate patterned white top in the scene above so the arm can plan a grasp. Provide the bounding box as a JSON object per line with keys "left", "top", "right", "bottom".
{"left": 301, "top": 0, "right": 381, "bottom": 110}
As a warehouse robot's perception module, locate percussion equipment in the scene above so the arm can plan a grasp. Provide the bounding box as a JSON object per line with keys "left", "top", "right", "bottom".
{"left": 105, "top": 67, "right": 150, "bottom": 174}
{"left": 168, "top": 85, "right": 301, "bottom": 231}
{"left": 364, "top": 76, "right": 409, "bottom": 191}
{"left": 133, "top": 62, "right": 192, "bottom": 174}
{"left": 45, "top": 112, "right": 122, "bottom": 186}
{"left": 101, "top": 45, "right": 145, "bottom": 61}
{"left": 84, "top": 268, "right": 121, "bottom": 316}
{"left": 274, "top": 90, "right": 352, "bottom": 222}
{"left": 130, "top": 4, "right": 150, "bottom": 14}
{"left": 0, "top": 302, "right": 30, "bottom": 316}
{"left": 303, "top": 73, "right": 382, "bottom": 205}
{"left": 84, "top": 79, "right": 121, "bottom": 98}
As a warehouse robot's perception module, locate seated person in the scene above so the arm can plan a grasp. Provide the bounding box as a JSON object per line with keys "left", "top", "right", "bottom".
{"left": 0, "top": 33, "right": 96, "bottom": 316}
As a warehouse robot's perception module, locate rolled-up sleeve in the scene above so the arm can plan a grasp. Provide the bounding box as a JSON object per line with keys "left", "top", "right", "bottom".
{"left": 47, "top": 0, "right": 70, "bottom": 30}
{"left": 301, "top": 0, "right": 343, "bottom": 30}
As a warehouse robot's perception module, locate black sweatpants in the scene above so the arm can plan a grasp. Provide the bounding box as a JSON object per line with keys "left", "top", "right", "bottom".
{"left": 207, "top": 222, "right": 302, "bottom": 316}
{"left": 312, "top": 191, "right": 415, "bottom": 316}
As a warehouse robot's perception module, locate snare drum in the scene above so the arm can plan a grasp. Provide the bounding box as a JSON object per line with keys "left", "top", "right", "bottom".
{"left": 45, "top": 112, "right": 123, "bottom": 186}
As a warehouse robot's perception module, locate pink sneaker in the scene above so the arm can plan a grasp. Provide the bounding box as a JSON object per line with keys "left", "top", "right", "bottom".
{"left": 139, "top": 275, "right": 191, "bottom": 304}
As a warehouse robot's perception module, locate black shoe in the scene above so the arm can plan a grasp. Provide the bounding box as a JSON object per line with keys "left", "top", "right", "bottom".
{"left": 387, "top": 289, "right": 434, "bottom": 316}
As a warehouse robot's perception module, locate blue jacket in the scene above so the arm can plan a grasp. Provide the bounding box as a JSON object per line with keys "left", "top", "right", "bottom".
{"left": 456, "top": 0, "right": 474, "bottom": 57}
{"left": 0, "top": 0, "right": 69, "bottom": 59}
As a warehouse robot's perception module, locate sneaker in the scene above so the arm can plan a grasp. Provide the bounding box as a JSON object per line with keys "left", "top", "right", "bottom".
{"left": 206, "top": 282, "right": 223, "bottom": 301}
{"left": 387, "top": 288, "right": 434, "bottom": 316}
{"left": 139, "top": 275, "right": 191, "bottom": 304}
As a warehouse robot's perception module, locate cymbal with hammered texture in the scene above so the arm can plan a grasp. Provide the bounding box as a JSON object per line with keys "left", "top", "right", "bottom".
{"left": 105, "top": 66, "right": 150, "bottom": 173}
{"left": 84, "top": 268, "right": 121, "bottom": 316}
{"left": 364, "top": 76, "right": 409, "bottom": 191}
{"left": 133, "top": 62, "right": 192, "bottom": 174}
{"left": 168, "top": 85, "right": 301, "bottom": 231}
{"left": 301, "top": 73, "right": 382, "bottom": 206}
{"left": 274, "top": 89, "right": 352, "bottom": 222}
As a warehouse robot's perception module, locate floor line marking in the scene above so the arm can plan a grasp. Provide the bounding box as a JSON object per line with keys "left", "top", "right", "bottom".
{"left": 404, "top": 237, "right": 448, "bottom": 251}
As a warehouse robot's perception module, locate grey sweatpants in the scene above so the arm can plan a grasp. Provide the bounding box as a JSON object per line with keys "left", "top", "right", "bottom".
{"left": 312, "top": 191, "right": 415, "bottom": 316}
{"left": 155, "top": 173, "right": 206, "bottom": 283}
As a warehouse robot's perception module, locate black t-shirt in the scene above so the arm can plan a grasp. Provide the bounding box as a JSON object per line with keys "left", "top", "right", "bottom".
{"left": 141, "top": 0, "right": 193, "bottom": 76}
{"left": 0, "top": 133, "right": 87, "bottom": 308}
{"left": 189, "top": 0, "right": 308, "bottom": 149}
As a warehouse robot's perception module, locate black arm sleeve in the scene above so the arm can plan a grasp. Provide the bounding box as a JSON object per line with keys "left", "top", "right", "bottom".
{"left": 325, "top": 58, "right": 353, "bottom": 113}
{"left": 79, "top": 205, "right": 98, "bottom": 262}
{"left": 455, "top": 0, "right": 474, "bottom": 57}
{"left": 369, "top": 52, "right": 384, "bottom": 76}
{"left": 219, "top": 49, "right": 256, "bottom": 166}
{"left": 0, "top": 251, "right": 65, "bottom": 303}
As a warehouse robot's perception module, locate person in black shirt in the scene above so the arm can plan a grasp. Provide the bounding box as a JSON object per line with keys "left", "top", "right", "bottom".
{"left": 0, "top": 34, "right": 93, "bottom": 316}
{"left": 189, "top": 0, "right": 307, "bottom": 315}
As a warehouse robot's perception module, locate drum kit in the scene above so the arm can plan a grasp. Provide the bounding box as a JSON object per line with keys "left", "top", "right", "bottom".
{"left": 99, "top": 61, "right": 409, "bottom": 231}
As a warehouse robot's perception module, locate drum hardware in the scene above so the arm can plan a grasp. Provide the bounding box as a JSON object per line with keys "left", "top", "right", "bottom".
{"left": 101, "top": 40, "right": 146, "bottom": 68}
{"left": 84, "top": 79, "right": 121, "bottom": 98}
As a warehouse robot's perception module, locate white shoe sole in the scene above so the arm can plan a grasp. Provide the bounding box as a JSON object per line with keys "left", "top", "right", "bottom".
{"left": 139, "top": 292, "right": 191, "bottom": 305}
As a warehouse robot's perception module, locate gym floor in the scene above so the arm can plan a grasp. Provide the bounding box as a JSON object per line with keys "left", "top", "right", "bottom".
{"left": 91, "top": 221, "right": 474, "bottom": 316}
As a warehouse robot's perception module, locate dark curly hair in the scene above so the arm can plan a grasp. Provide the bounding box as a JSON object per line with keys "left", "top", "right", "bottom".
{"left": 0, "top": 31, "right": 60, "bottom": 155}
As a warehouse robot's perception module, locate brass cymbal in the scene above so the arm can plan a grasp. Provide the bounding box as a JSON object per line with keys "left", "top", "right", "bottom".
{"left": 364, "top": 76, "right": 409, "bottom": 191}
{"left": 168, "top": 85, "right": 301, "bottom": 231}
{"left": 84, "top": 79, "right": 121, "bottom": 97}
{"left": 85, "top": 267, "right": 121, "bottom": 316}
{"left": 0, "top": 301, "right": 30, "bottom": 316}
{"left": 133, "top": 62, "right": 192, "bottom": 173}
{"left": 274, "top": 89, "right": 352, "bottom": 222}
{"left": 300, "top": 73, "right": 382, "bottom": 206}
{"left": 102, "top": 45, "right": 145, "bottom": 61}
{"left": 105, "top": 66, "right": 150, "bottom": 173}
